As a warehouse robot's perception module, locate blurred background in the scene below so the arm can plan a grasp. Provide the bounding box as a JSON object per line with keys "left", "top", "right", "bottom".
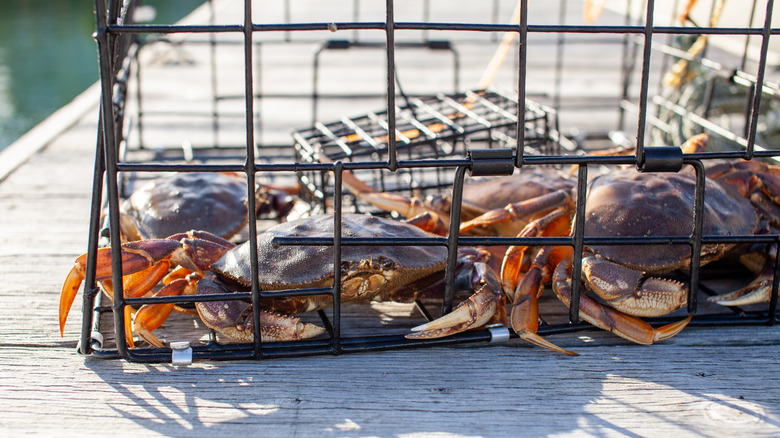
{"left": 0, "top": 0, "right": 203, "bottom": 151}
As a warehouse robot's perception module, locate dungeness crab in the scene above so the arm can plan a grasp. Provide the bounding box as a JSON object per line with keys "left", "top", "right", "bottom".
{"left": 497, "top": 166, "right": 774, "bottom": 355}
{"left": 118, "top": 172, "right": 299, "bottom": 242}
{"left": 60, "top": 214, "right": 502, "bottom": 347}
{"left": 339, "top": 166, "right": 576, "bottom": 238}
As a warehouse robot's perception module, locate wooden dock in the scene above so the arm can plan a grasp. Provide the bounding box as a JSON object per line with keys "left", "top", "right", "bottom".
{"left": 2, "top": 0, "right": 779, "bottom": 436}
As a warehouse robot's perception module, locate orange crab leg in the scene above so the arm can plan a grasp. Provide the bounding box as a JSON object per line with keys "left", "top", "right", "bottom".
{"left": 511, "top": 245, "right": 578, "bottom": 355}
{"left": 500, "top": 208, "right": 572, "bottom": 298}
{"left": 163, "top": 265, "right": 192, "bottom": 285}
{"left": 493, "top": 208, "right": 576, "bottom": 355}
{"left": 122, "top": 261, "right": 171, "bottom": 298}
{"left": 59, "top": 239, "right": 182, "bottom": 336}
{"left": 132, "top": 278, "right": 191, "bottom": 348}
{"left": 459, "top": 189, "right": 571, "bottom": 234}
{"left": 403, "top": 212, "right": 448, "bottom": 236}
{"left": 325, "top": 156, "right": 453, "bottom": 227}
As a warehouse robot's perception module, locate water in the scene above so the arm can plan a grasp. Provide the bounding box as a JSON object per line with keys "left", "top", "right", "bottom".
{"left": 0, "top": 0, "right": 203, "bottom": 151}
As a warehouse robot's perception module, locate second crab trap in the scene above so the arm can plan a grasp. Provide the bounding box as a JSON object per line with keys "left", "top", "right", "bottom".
{"left": 69, "top": 0, "right": 780, "bottom": 363}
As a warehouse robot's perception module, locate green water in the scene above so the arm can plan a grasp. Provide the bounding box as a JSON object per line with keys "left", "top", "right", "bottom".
{"left": 0, "top": 0, "right": 203, "bottom": 151}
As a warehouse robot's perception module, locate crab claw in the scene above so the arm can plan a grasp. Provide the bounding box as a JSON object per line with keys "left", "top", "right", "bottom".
{"left": 406, "top": 261, "right": 502, "bottom": 339}
{"left": 406, "top": 284, "right": 498, "bottom": 339}
{"left": 194, "top": 274, "right": 326, "bottom": 342}
{"left": 245, "top": 311, "right": 327, "bottom": 342}
{"left": 581, "top": 254, "right": 687, "bottom": 317}
{"left": 553, "top": 258, "right": 692, "bottom": 346}
{"left": 708, "top": 253, "right": 775, "bottom": 306}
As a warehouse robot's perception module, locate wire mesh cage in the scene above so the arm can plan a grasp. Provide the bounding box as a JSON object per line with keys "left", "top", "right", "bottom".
{"left": 70, "top": 0, "right": 780, "bottom": 363}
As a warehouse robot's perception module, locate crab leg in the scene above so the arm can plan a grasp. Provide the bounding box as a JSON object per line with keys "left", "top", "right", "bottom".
{"left": 132, "top": 277, "right": 192, "bottom": 348}
{"left": 501, "top": 209, "right": 577, "bottom": 355}
{"left": 500, "top": 208, "right": 572, "bottom": 299}
{"left": 580, "top": 254, "right": 687, "bottom": 317}
{"left": 60, "top": 231, "right": 234, "bottom": 342}
{"left": 406, "top": 259, "right": 503, "bottom": 339}
{"left": 459, "top": 189, "right": 571, "bottom": 234}
{"left": 338, "top": 166, "right": 450, "bottom": 228}
{"left": 553, "top": 258, "right": 692, "bottom": 346}
{"left": 59, "top": 239, "right": 183, "bottom": 336}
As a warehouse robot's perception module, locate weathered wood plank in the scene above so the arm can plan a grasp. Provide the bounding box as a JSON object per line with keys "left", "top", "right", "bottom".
{"left": 1, "top": 340, "right": 779, "bottom": 437}
{"left": 2, "top": 0, "right": 780, "bottom": 436}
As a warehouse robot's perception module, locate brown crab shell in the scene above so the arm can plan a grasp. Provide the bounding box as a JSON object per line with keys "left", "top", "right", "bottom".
{"left": 583, "top": 170, "right": 758, "bottom": 273}
{"left": 209, "top": 214, "right": 448, "bottom": 296}
{"left": 120, "top": 172, "right": 249, "bottom": 240}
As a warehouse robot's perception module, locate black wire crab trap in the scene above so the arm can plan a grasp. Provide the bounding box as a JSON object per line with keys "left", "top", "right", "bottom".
{"left": 70, "top": 0, "right": 780, "bottom": 363}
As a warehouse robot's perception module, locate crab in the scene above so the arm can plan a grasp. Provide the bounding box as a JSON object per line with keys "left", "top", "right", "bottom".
{"left": 337, "top": 134, "right": 710, "bottom": 239}
{"left": 118, "top": 172, "right": 299, "bottom": 242}
{"left": 700, "top": 159, "right": 780, "bottom": 306}
{"left": 86, "top": 172, "right": 302, "bottom": 335}
{"left": 59, "top": 214, "right": 503, "bottom": 347}
{"left": 496, "top": 166, "right": 774, "bottom": 355}
{"left": 340, "top": 166, "right": 577, "bottom": 239}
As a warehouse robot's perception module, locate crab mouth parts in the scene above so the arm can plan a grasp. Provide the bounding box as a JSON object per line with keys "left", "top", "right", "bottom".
{"left": 341, "top": 270, "right": 391, "bottom": 301}
{"left": 234, "top": 308, "right": 256, "bottom": 332}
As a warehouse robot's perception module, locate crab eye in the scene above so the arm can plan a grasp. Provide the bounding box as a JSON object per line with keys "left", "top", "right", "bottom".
{"left": 341, "top": 261, "right": 350, "bottom": 271}
{"left": 379, "top": 257, "right": 394, "bottom": 269}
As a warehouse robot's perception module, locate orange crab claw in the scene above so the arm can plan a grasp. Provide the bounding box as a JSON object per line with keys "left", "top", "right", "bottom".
{"left": 199, "top": 309, "right": 328, "bottom": 343}
{"left": 257, "top": 312, "right": 328, "bottom": 342}
{"left": 580, "top": 255, "right": 688, "bottom": 317}
{"left": 406, "top": 260, "right": 503, "bottom": 339}
{"left": 708, "top": 252, "right": 775, "bottom": 306}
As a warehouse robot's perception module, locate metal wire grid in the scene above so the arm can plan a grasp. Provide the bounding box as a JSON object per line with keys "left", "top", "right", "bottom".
{"left": 617, "top": 0, "right": 780, "bottom": 156}
{"left": 78, "top": 0, "right": 780, "bottom": 363}
{"left": 292, "top": 89, "right": 564, "bottom": 212}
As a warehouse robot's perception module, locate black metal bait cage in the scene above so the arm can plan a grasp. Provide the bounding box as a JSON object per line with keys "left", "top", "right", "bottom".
{"left": 75, "top": 0, "right": 780, "bottom": 363}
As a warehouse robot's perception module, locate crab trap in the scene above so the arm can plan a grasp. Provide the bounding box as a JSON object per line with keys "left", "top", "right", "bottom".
{"left": 71, "top": 0, "right": 780, "bottom": 363}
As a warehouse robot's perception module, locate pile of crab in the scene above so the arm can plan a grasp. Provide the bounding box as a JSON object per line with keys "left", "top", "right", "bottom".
{"left": 59, "top": 134, "right": 780, "bottom": 355}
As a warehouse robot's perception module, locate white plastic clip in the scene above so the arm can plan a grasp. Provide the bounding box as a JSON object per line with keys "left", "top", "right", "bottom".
{"left": 170, "top": 341, "right": 193, "bottom": 366}
{"left": 487, "top": 324, "right": 510, "bottom": 343}
{"left": 76, "top": 331, "right": 104, "bottom": 355}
